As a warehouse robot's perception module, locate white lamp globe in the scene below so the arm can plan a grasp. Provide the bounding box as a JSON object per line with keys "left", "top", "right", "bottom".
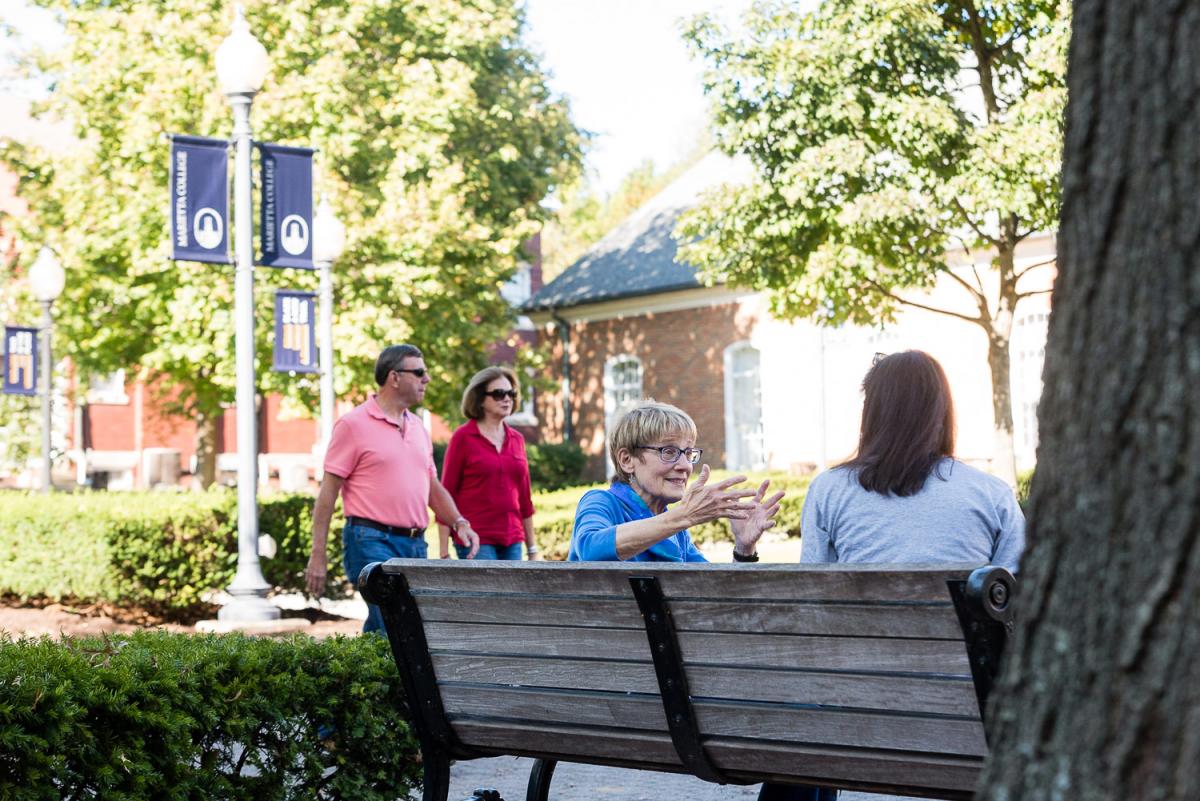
{"left": 313, "top": 198, "right": 347, "bottom": 263}
{"left": 215, "top": 5, "right": 270, "bottom": 96}
{"left": 28, "top": 248, "right": 65, "bottom": 303}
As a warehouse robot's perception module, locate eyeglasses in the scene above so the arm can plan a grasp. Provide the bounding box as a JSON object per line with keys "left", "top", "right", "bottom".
{"left": 637, "top": 445, "right": 703, "bottom": 465}
{"left": 484, "top": 389, "right": 518, "bottom": 401}
{"left": 392, "top": 368, "right": 428, "bottom": 378}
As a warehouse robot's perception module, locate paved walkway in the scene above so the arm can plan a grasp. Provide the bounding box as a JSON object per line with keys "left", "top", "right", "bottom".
{"left": 438, "top": 756, "right": 760, "bottom": 801}
{"left": 436, "top": 757, "right": 910, "bottom": 801}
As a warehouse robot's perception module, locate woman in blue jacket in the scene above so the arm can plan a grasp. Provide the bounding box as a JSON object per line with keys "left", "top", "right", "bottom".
{"left": 569, "top": 400, "right": 782, "bottom": 564}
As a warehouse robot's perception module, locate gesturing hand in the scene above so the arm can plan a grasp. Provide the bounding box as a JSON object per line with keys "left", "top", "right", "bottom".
{"left": 730, "top": 479, "right": 785, "bottom": 554}
{"left": 675, "top": 465, "right": 757, "bottom": 528}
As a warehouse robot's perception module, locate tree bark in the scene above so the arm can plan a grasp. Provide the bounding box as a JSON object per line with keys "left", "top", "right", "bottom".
{"left": 979, "top": 3, "right": 1200, "bottom": 799}
{"left": 194, "top": 409, "right": 219, "bottom": 489}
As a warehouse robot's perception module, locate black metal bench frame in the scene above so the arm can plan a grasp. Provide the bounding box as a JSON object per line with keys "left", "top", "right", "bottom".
{"left": 359, "top": 563, "right": 1014, "bottom": 801}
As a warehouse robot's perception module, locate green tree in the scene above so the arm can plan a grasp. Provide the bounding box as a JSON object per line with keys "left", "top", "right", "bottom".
{"left": 680, "top": 0, "right": 1068, "bottom": 482}
{"left": 1, "top": 0, "right": 581, "bottom": 486}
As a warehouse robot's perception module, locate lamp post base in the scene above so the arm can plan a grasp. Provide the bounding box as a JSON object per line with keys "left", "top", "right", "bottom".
{"left": 216, "top": 592, "right": 282, "bottom": 622}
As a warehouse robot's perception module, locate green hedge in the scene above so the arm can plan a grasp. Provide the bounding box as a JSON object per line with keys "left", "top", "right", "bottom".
{"left": 0, "top": 631, "right": 419, "bottom": 801}
{"left": 0, "top": 491, "right": 347, "bottom": 617}
{"left": 532, "top": 471, "right": 812, "bottom": 560}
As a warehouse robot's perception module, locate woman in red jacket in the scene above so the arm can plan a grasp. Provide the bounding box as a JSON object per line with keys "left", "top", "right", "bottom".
{"left": 438, "top": 366, "right": 539, "bottom": 560}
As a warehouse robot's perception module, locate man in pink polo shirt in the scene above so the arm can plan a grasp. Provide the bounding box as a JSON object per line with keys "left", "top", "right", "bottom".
{"left": 305, "top": 344, "right": 480, "bottom": 633}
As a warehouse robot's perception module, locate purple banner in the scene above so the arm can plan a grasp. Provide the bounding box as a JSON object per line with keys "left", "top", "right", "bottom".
{"left": 3, "top": 326, "right": 38, "bottom": 396}
{"left": 168, "top": 135, "right": 230, "bottom": 264}
{"left": 273, "top": 291, "right": 317, "bottom": 373}
{"left": 257, "top": 143, "right": 314, "bottom": 269}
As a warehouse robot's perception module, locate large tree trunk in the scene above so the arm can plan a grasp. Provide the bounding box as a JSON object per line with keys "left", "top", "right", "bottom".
{"left": 985, "top": 329, "right": 1017, "bottom": 487}
{"left": 979, "top": 3, "right": 1200, "bottom": 799}
{"left": 194, "top": 409, "right": 219, "bottom": 489}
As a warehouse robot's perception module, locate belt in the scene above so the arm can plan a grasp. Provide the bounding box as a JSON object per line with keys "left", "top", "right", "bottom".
{"left": 345, "top": 516, "right": 425, "bottom": 538}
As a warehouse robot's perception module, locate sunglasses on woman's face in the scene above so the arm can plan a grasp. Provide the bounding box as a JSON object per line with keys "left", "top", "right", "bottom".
{"left": 484, "top": 389, "right": 518, "bottom": 401}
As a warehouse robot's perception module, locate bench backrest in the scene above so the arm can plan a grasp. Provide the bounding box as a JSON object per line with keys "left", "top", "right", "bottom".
{"left": 364, "top": 560, "right": 1012, "bottom": 800}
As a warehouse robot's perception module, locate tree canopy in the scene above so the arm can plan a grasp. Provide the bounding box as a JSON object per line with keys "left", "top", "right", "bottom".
{"left": 1, "top": 0, "right": 582, "bottom": 480}
{"left": 679, "top": 0, "right": 1068, "bottom": 479}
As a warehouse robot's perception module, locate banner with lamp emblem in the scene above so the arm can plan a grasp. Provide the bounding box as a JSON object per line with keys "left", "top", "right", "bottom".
{"left": 257, "top": 143, "right": 314, "bottom": 269}
{"left": 273, "top": 291, "right": 317, "bottom": 373}
{"left": 3, "top": 326, "right": 38, "bottom": 396}
{"left": 168, "top": 135, "right": 230, "bottom": 264}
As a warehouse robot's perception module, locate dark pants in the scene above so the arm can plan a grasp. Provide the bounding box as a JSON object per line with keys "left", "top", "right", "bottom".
{"left": 758, "top": 784, "right": 837, "bottom": 801}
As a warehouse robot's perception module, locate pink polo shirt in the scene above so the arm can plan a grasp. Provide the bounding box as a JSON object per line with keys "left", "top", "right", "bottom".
{"left": 324, "top": 396, "right": 435, "bottom": 528}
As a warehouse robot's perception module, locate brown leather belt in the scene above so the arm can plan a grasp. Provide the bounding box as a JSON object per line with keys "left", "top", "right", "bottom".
{"left": 345, "top": 516, "right": 425, "bottom": 538}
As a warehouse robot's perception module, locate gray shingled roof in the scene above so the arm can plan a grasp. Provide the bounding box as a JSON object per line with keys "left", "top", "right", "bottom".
{"left": 523, "top": 152, "right": 749, "bottom": 312}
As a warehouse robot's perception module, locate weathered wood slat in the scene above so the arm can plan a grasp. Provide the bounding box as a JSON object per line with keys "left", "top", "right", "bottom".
{"left": 387, "top": 559, "right": 977, "bottom": 602}
{"left": 440, "top": 685, "right": 986, "bottom": 757}
{"left": 431, "top": 654, "right": 980, "bottom": 717}
{"left": 451, "top": 720, "right": 980, "bottom": 798}
{"left": 451, "top": 719, "right": 683, "bottom": 768}
{"left": 414, "top": 593, "right": 964, "bottom": 639}
{"left": 707, "top": 738, "right": 982, "bottom": 798}
{"left": 424, "top": 623, "right": 971, "bottom": 674}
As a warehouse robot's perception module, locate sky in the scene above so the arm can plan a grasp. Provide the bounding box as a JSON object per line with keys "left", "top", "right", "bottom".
{"left": 1, "top": 0, "right": 751, "bottom": 195}
{"left": 522, "top": 0, "right": 750, "bottom": 194}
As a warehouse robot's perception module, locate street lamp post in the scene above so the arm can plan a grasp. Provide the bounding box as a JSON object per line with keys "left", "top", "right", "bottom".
{"left": 215, "top": 6, "right": 278, "bottom": 622}
{"left": 312, "top": 198, "right": 346, "bottom": 453}
{"left": 28, "top": 248, "right": 64, "bottom": 493}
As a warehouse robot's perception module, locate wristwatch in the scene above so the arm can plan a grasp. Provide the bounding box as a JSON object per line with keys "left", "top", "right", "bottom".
{"left": 451, "top": 517, "right": 469, "bottom": 532}
{"left": 732, "top": 548, "right": 760, "bottom": 563}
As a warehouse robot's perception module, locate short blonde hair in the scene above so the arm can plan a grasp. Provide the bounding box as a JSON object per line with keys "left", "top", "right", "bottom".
{"left": 461, "top": 366, "right": 520, "bottom": 420}
{"left": 608, "top": 400, "right": 698, "bottom": 484}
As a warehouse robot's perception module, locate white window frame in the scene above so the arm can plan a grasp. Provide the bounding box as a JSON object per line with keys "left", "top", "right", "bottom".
{"left": 723, "top": 341, "right": 766, "bottom": 472}
{"left": 603, "top": 354, "right": 643, "bottom": 478}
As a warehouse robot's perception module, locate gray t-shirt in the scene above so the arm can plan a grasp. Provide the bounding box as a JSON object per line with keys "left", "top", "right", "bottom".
{"left": 800, "top": 458, "right": 1025, "bottom": 572}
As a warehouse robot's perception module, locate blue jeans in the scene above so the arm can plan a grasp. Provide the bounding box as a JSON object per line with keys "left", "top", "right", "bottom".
{"left": 453, "top": 541, "right": 524, "bottom": 561}
{"left": 342, "top": 523, "right": 428, "bottom": 635}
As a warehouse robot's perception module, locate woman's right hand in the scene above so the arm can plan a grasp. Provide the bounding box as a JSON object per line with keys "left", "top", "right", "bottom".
{"left": 674, "top": 465, "right": 756, "bottom": 528}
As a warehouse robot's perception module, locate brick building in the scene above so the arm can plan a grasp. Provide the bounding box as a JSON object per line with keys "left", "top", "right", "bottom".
{"left": 523, "top": 153, "right": 1055, "bottom": 482}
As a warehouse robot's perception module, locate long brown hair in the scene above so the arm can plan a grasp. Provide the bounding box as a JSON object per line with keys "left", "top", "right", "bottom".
{"left": 840, "top": 350, "right": 956, "bottom": 496}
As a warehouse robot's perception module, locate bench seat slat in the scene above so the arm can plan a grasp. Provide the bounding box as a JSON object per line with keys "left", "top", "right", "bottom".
{"left": 414, "top": 594, "right": 964, "bottom": 639}
{"left": 388, "top": 560, "right": 977, "bottom": 602}
{"left": 451, "top": 719, "right": 683, "bottom": 769}
{"left": 450, "top": 720, "right": 981, "bottom": 799}
{"left": 424, "top": 623, "right": 971, "bottom": 675}
{"left": 707, "top": 738, "right": 981, "bottom": 798}
{"left": 431, "top": 654, "right": 981, "bottom": 717}
{"left": 440, "top": 685, "right": 986, "bottom": 757}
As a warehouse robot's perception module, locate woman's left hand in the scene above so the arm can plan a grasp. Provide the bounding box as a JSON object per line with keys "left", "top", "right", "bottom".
{"left": 729, "top": 480, "right": 785, "bottom": 554}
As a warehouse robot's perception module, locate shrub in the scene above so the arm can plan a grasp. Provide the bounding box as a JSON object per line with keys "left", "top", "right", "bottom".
{"left": 526, "top": 441, "right": 586, "bottom": 491}
{"left": 0, "top": 491, "right": 346, "bottom": 617}
{"left": 1016, "top": 468, "right": 1034, "bottom": 508}
{"left": 530, "top": 471, "right": 812, "bottom": 560}
{"left": 0, "top": 631, "right": 419, "bottom": 801}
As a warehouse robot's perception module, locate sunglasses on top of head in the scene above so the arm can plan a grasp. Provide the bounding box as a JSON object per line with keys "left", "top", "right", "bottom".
{"left": 484, "top": 389, "right": 518, "bottom": 401}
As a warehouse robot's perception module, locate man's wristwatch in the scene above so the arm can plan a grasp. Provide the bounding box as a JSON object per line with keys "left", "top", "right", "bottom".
{"left": 732, "top": 548, "right": 760, "bottom": 563}
{"left": 451, "top": 517, "right": 469, "bottom": 532}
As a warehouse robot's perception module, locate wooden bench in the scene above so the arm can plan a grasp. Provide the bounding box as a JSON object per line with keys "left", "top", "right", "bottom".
{"left": 358, "top": 561, "right": 1015, "bottom": 801}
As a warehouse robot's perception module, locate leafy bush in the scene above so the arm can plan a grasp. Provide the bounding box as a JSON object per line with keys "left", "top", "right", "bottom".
{"left": 0, "top": 491, "right": 346, "bottom": 617}
{"left": 0, "top": 631, "right": 419, "bottom": 801}
{"left": 1016, "top": 468, "right": 1034, "bottom": 508}
{"left": 531, "top": 471, "right": 812, "bottom": 560}
{"left": 526, "top": 441, "right": 586, "bottom": 491}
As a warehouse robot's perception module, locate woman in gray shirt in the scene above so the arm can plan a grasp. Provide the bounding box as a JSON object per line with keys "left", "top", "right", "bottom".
{"left": 801, "top": 350, "right": 1024, "bottom": 572}
{"left": 760, "top": 351, "right": 1024, "bottom": 801}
